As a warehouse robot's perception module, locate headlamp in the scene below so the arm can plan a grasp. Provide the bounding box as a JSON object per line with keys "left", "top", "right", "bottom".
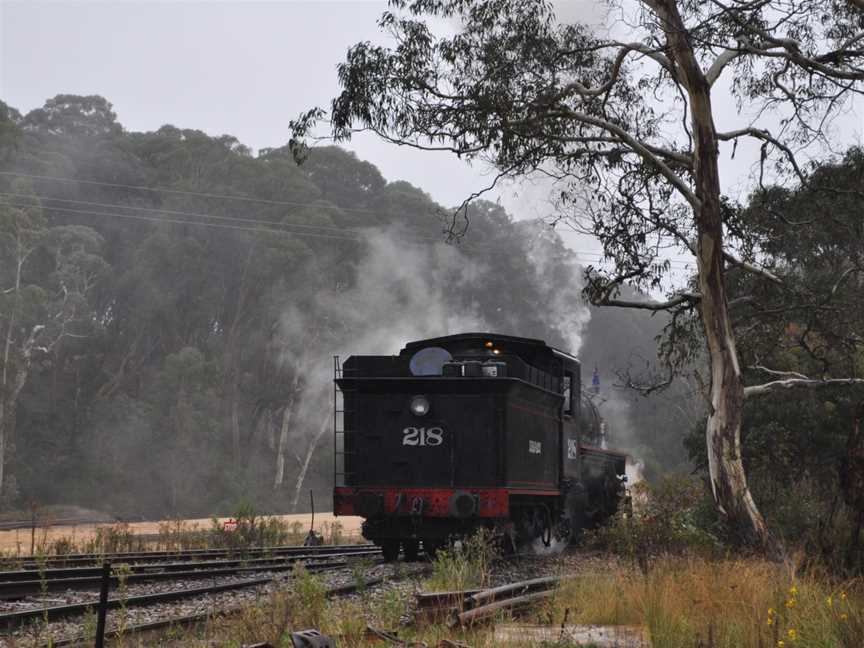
{"left": 409, "top": 395, "right": 430, "bottom": 417}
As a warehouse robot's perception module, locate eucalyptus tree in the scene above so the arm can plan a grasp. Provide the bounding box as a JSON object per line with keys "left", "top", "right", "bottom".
{"left": 0, "top": 193, "right": 107, "bottom": 500}
{"left": 293, "top": 0, "right": 864, "bottom": 548}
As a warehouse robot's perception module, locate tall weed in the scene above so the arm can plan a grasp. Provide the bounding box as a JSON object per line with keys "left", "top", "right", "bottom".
{"left": 426, "top": 528, "right": 498, "bottom": 592}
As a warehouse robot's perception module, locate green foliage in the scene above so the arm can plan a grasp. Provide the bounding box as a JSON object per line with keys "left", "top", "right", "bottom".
{"left": 426, "top": 528, "right": 498, "bottom": 591}
{"left": 208, "top": 503, "right": 290, "bottom": 551}
{"left": 287, "top": 562, "right": 327, "bottom": 628}
{"left": 1, "top": 93, "right": 631, "bottom": 520}
{"left": 590, "top": 476, "right": 720, "bottom": 567}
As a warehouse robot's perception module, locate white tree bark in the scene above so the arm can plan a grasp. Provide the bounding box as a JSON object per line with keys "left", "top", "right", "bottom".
{"left": 649, "top": 0, "right": 775, "bottom": 550}
{"left": 290, "top": 413, "right": 330, "bottom": 513}
{"left": 273, "top": 370, "right": 304, "bottom": 489}
{"left": 745, "top": 377, "right": 864, "bottom": 398}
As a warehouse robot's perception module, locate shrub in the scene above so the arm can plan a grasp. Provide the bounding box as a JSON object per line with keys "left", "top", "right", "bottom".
{"left": 208, "top": 503, "right": 289, "bottom": 551}
{"left": 590, "top": 474, "right": 720, "bottom": 568}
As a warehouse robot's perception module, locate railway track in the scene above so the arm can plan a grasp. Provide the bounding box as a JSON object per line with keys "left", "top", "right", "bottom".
{"left": 46, "top": 567, "right": 431, "bottom": 648}
{"left": 9, "top": 542, "right": 376, "bottom": 569}
{"left": 1, "top": 556, "right": 430, "bottom": 648}
{"left": 0, "top": 548, "right": 380, "bottom": 600}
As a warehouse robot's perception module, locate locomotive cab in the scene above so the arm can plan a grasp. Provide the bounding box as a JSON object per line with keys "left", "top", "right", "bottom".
{"left": 332, "top": 333, "right": 626, "bottom": 560}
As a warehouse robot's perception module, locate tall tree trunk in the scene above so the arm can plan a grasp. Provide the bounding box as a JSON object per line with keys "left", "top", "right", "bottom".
{"left": 0, "top": 254, "right": 22, "bottom": 503}
{"left": 655, "top": 0, "right": 774, "bottom": 551}
{"left": 274, "top": 373, "right": 303, "bottom": 489}
{"left": 274, "top": 407, "right": 289, "bottom": 489}
{"left": 290, "top": 413, "right": 330, "bottom": 513}
{"left": 0, "top": 400, "right": 6, "bottom": 502}
{"left": 223, "top": 243, "right": 254, "bottom": 471}
{"left": 230, "top": 381, "right": 241, "bottom": 470}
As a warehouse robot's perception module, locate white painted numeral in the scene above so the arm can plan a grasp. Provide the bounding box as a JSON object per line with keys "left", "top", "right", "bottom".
{"left": 402, "top": 427, "right": 444, "bottom": 446}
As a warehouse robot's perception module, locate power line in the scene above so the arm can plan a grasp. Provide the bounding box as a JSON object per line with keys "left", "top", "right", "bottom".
{"left": 0, "top": 196, "right": 694, "bottom": 268}
{"left": 0, "top": 190, "right": 471, "bottom": 248}
{"left": 0, "top": 170, "right": 697, "bottom": 266}
{"left": 2, "top": 199, "right": 694, "bottom": 272}
{"left": 0, "top": 170, "right": 390, "bottom": 215}
{"left": 1, "top": 200, "right": 380, "bottom": 244}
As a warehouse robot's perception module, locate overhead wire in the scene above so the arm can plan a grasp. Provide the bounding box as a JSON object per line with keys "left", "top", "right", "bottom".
{"left": 3, "top": 194, "right": 629, "bottom": 266}
{"left": 0, "top": 170, "right": 391, "bottom": 215}
{"left": 0, "top": 200, "right": 372, "bottom": 244}
{"left": 0, "top": 170, "right": 697, "bottom": 268}
{"left": 0, "top": 190, "right": 485, "bottom": 249}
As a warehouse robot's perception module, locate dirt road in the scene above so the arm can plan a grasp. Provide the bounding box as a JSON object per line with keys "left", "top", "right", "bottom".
{"left": 0, "top": 512, "right": 363, "bottom": 552}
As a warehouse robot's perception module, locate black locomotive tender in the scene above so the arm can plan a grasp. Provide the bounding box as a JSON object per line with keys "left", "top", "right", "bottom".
{"left": 333, "top": 333, "right": 626, "bottom": 561}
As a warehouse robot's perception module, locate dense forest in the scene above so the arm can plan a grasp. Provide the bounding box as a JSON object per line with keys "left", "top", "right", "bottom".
{"left": 1, "top": 95, "right": 860, "bottom": 557}
{"left": 0, "top": 95, "right": 687, "bottom": 520}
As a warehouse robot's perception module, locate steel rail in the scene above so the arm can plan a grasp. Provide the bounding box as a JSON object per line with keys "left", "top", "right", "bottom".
{"left": 0, "top": 549, "right": 380, "bottom": 583}
{"left": 13, "top": 543, "right": 375, "bottom": 568}
{"left": 0, "top": 578, "right": 272, "bottom": 630}
{"left": 0, "top": 551, "right": 381, "bottom": 600}
{"left": 0, "top": 557, "right": 376, "bottom": 629}
{"left": 42, "top": 566, "right": 434, "bottom": 648}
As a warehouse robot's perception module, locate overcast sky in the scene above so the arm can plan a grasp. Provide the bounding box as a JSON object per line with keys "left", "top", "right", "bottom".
{"left": 2, "top": 0, "right": 862, "bottom": 281}
{"left": 1, "top": 1, "right": 493, "bottom": 204}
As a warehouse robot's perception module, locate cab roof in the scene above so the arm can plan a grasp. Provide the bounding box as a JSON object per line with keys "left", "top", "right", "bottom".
{"left": 399, "top": 332, "right": 579, "bottom": 371}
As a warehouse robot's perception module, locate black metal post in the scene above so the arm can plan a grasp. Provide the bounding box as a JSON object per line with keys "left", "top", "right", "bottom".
{"left": 95, "top": 561, "right": 111, "bottom": 648}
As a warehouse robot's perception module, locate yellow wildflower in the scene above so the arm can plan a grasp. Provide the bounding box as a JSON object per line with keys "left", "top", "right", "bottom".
{"left": 767, "top": 618, "right": 774, "bottom": 626}
{"left": 789, "top": 585, "right": 798, "bottom": 595}
{"left": 777, "top": 641, "right": 785, "bottom": 648}
{"left": 788, "top": 629, "right": 798, "bottom": 641}
{"left": 768, "top": 607, "right": 776, "bottom": 616}
{"left": 785, "top": 598, "right": 796, "bottom": 608}
{"left": 840, "top": 591, "right": 847, "bottom": 601}
{"left": 840, "top": 613, "right": 848, "bottom": 621}
{"left": 826, "top": 596, "right": 833, "bottom": 607}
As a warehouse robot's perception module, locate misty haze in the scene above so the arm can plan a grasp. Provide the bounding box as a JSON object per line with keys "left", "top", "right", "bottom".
{"left": 0, "top": 1, "right": 863, "bottom": 646}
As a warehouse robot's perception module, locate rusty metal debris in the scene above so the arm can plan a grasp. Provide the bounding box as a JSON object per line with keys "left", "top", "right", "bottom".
{"left": 457, "top": 588, "right": 554, "bottom": 625}
{"left": 414, "top": 589, "right": 480, "bottom": 619}
{"left": 414, "top": 575, "right": 573, "bottom": 628}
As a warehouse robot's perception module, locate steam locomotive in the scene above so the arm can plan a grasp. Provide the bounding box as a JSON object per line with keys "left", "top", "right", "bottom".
{"left": 332, "top": 333, "right": 626, "bottom": 560}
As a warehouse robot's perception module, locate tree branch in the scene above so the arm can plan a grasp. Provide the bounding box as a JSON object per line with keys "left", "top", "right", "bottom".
{"left": 594, "top": 291, "right": 700, "bottom": 311}
{"left": 560, "top": 108, "right": 701, "bottom": 207}
{"left": 723, "top": 252, "right": 783, "bottom": 285}
{"left": 745, "top": 377, "right": 864, "bottom": 398}
{"left": 748, "top": 364, "right": 809, "bottom": 380}
{"left": 706, "top": 48, "right": 741, "bottom": 86}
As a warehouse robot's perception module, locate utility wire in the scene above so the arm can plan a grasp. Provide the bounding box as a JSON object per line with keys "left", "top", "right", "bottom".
{"left": 3, "top": 196, "right": 690, "bottom": 269}
{"left": 0, "top": 190, "right": 694, "bottom": 267}
{"left": 1, "top": 200, "right": 381, "bottom": 244}
{"left": 6, "top": 197, "right": 641, "bottom": 268}
{"left": 0, "top": 171, "right": 697, "bottom": 267}
{"left": 0, "top": 190, "right": 481, "bottom": 249}
{"left": 0, "top": 170, "right": 390, "bottom": 215}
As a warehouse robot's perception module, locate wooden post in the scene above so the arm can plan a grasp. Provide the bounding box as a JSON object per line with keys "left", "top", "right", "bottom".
{"left": 95, "top": 561, "right": 111, "bottom": 648}
{"left": 29, "top": 502, "right": 36, "bottom": 556}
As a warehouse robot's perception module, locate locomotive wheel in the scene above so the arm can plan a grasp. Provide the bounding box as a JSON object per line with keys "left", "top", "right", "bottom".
{"left": 381, "top": 540, "right": 400, "bottom": 562}
{"left": 402, "top": 539, "right": 420, "bottom": 562}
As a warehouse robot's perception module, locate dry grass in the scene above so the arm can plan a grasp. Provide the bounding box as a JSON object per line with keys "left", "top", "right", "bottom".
{"left": 550, "top": 555, "right": 863, "bottom": 648}
{"left": 130, "top": 553, "right": 863, "bottom": 648}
